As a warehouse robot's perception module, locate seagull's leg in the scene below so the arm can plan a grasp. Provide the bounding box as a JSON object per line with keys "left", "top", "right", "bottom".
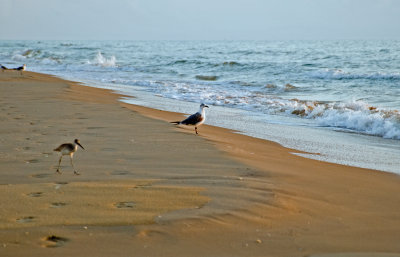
{"left": 56, "top": 156, "right": 62, "bottom": 174}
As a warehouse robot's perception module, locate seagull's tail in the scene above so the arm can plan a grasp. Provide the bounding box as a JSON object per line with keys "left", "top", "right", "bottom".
{"left": 170, "top": 121, "right": 180, "bottom": 125}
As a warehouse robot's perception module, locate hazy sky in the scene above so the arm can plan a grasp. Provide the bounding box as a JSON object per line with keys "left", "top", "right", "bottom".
{"left": 1, "top": 0, "right": 399, "bottom": 40}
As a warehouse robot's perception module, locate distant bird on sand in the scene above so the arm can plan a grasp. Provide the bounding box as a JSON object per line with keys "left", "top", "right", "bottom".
{"left": 171, "top": 103, "right": 209, "bottom": 134}
{"left": 54, "top": 139, "right": 85, "bottom": 175}
{"left": 12, "top": 64, "right": 26, "bottom": 75}
{"left": 13, "top": 64, "right": 26, "bottom": 71}
{"left": 1, "top": 64, "right": 8, "bottom": 72}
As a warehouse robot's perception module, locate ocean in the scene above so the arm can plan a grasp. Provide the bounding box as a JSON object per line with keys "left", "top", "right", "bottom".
{"left": 1, "top": 40, "right": 399, "bottom": 174}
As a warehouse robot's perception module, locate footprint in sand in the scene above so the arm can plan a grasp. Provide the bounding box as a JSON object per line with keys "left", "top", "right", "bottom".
{"left": 87, "top": 126, "right": 105, "bottom": 130}
{"left": 110, "top": 170, "right": 130, "bottom": 176}
{"left": 25, "top": 159, "right": 39, "bottom": 164}
{"left": 42, "top": 152, "right": 52, "bottom": 158}
{"left": 50, "top": 202, "right": 67, "bottom": 208}
{"left": 132, "top": 184, "right": 152, "bottom": 189}
{"left": 114, "top": 202, "right": 136, "bottom": 209}
{"left": 16, "top": 216, "right": 35, "bottom": 223}
{"left": 54, "top": 182, "right": 68, "bottom": 190}
{"left": 101, "top": 148, "right": 116, "bottom": 152}
{"left": 55, "top": 182, "right": 68, "bottom": 185}
{"left": 27, "top": 192, "right": 43, "bottom": 197}
{"left": 31, "top": 173, "right": 51, "bottom": 179}
{"left": 42, "top": 235, "right": 69, "bottom": 248}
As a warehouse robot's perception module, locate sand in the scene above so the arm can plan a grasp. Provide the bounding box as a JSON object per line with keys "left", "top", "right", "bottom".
{"left": 0, "top": 70, "right": 399, "bottom": 257}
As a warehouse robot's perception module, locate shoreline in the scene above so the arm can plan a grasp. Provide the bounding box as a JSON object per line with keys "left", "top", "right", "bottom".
{"left": 1, "top": 71, "right": 400, "bottom": 257}
{"left": 66, "top": 78, "right": 400, "bottom": 175}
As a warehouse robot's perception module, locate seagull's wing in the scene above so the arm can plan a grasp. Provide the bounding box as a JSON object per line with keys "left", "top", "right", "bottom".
{"left": 180, "top": 112, "right": 203, "bottom": 125}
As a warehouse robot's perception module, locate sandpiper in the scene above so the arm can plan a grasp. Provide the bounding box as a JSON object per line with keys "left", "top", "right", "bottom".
{"left": 54, "top": 139, "right": 85, "bottom": 175}
{"left": 171, "top": 103, "right": 209, "bottom": 134}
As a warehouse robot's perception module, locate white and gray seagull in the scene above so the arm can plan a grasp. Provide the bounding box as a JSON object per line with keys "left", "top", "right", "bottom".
{"left": 12, "top": 64, "right": 26, "bottom": 75}
{"left": 171, "top": 103, "right": 209, "bottom": 134}
{"left": 54, "top": 139, "right": 85, "bottom": 175}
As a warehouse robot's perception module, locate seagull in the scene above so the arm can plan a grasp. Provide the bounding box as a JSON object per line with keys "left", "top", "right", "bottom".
{"left": 13, "top": 64, "right": 26, "bottom": 75}
{"left": 13, "top": 64, "right": 26, "bottom": 71}
{"left": 171, "top": 103, "right": 209, "bottom": 134}
{"left": 54, "top": 139, "right": 85, "bottom": 175}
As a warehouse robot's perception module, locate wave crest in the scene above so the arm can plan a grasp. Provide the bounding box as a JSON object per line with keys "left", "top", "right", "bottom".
{"left": 88, "top": 52, "right": 117, "bottom": 67}
{"left": 288, "top": 100, "right": 400, "bottom": 139}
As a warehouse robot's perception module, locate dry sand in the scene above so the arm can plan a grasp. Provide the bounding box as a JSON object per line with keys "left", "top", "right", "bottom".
{"left": 0, "top": 70, "right": 399, "bottom": 257}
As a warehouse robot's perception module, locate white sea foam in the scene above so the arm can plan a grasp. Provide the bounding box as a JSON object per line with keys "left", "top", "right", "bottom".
{"left": 12, "top": 54, "right": 27, "bottom": 61}
{"left": 309, "top": 69, "right": 400, "bottom": 80}
{"left": 153, "top": 83, "right": 400, "bottom": 139}
{"left": 88, "top": 51, "right": 117, "bottom": 67}
{"left": 135, "top": 78, "right": 400, "bottom": 139}
{"left": 278, "top": 99, "right": 400, "bottom": 139}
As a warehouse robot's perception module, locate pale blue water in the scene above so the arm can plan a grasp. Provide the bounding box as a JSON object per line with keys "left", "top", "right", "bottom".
{"left": 1, "top": 40, "right": 399, "bottom": 173}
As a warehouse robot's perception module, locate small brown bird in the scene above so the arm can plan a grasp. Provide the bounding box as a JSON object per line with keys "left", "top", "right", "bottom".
{"left": 54, "top": 139, "right": 85, "bottom": 175}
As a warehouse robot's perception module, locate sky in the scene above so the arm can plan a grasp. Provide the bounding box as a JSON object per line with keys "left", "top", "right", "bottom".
{"left": 1, "top": 0, "right": 400, "bottom": 40}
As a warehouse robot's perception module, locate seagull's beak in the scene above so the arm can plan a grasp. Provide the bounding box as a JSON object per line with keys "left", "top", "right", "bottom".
{"left": 205, "top": 105, "right": 209, "bottom": 108}
{"left": 77, "top": 142, "right": 85, "bottom": 150}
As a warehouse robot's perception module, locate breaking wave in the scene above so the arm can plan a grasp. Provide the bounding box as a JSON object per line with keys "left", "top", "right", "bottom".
{"left": 11, "top": 49, "right": 61, "bottom": 64}
{"left": 88, "top": 51, "right": 117, "bottom": 67}
{"left": 131, "top": 78, "right": 400, "bottom": 140}
{"left": 282, "top": 99, "right": 400, "bottom": 139}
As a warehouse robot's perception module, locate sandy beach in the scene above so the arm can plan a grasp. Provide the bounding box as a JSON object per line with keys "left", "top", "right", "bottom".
{"left": 1, "top": 70, "right": 400, "bottom": 257}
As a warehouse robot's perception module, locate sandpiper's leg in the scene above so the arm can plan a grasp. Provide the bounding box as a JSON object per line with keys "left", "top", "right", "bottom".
{"left": 195, "top": 127, "right": 198, "bottom": 134}
{"left": 70, "top": 156, "right": 80, "bottom": 175}
{"left": 56, "top": 156, "right": 62, "bottom": 174}
{"left": 70, "top": 156, "right": 77, "bottom": 175}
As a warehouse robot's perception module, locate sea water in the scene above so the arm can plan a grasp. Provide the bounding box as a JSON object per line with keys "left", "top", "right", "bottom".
{"left": 1, "top": 40, "right": 399, "bottom": 173}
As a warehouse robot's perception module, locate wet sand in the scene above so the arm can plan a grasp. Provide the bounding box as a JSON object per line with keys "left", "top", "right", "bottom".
{"left": 0, "top": 70, "right": 399, "bottom": 257}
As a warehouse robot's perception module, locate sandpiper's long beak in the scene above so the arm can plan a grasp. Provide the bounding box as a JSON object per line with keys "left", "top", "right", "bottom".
{"left": 77, "top": 142, "right": 85, "bottom": 150}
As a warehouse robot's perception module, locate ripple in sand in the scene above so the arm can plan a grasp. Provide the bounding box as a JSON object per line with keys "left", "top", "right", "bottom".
{"left": 114, "top": 202, "right": 136, "bottom": 209}
{"left": 16, "top": 216, "right": 35, "bottom": 223}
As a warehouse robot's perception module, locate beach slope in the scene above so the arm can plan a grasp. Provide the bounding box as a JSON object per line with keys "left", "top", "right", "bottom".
{"left": 0, "top": 71, "right": 399, "bottom": 257}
